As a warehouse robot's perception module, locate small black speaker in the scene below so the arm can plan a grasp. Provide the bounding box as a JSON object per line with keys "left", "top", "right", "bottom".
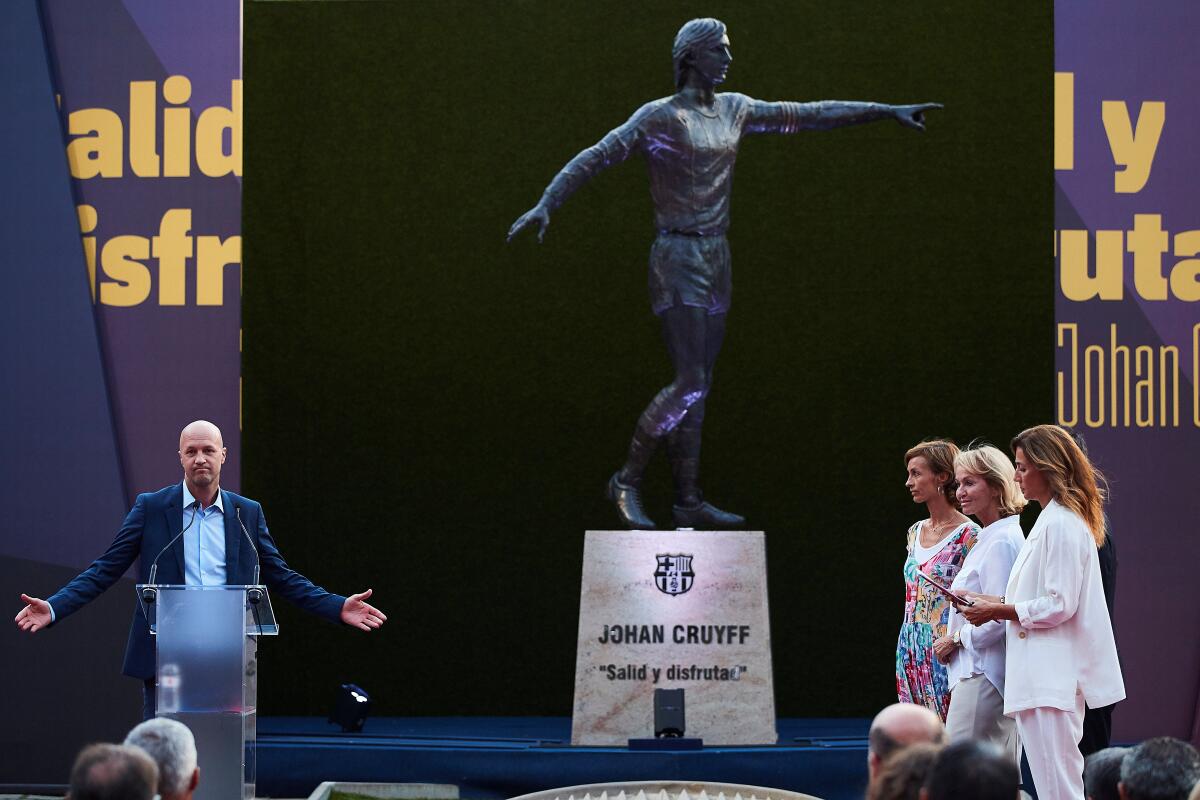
{"left": 654, "top": 688, "right": 685, "bottom": 738}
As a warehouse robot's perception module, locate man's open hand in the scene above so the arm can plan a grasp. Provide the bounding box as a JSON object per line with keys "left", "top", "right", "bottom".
{"left": 341, "top": 589, "right": 387, "bottom": 632}
{"left": 14, "top": 594, "right": 52, "bottom": 633}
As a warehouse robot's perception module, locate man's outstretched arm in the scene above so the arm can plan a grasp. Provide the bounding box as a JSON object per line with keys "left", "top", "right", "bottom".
{"left": 253, "top": 505, "right": 386, "bottom": 631}
{"left": 14, "top": 494, "right": 149, "bottom": 632}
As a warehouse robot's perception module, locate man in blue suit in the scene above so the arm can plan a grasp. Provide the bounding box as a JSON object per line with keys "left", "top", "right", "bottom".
{"left": 14, "top": 420, "right": 386, "bottom": 718}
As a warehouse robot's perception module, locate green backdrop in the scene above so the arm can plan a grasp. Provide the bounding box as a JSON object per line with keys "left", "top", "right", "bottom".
{"left": 242, "top": 1, "right": 1051, "bottom": 718}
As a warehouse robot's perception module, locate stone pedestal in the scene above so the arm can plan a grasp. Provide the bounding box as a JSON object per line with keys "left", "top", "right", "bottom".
{"left": 570, "top": 530, "right": 776, "bottom": 745}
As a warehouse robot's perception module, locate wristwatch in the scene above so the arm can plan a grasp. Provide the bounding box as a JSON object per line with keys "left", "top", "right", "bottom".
{"left": 952, "top": 629, "right": 962, "bottom": 646}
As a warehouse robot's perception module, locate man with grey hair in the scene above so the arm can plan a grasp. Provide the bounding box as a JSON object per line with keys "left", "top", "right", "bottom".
{"left": 1118, "top": 737, "right": 1200, "bottom": 800}
{"left": 867, "top": 702, "right": 946, "bottom": 787}
{"left": 1085, "top": 746, "right": 1129, "bottom": 800}
{"left": 67, "top": 743, "right": 157, "bottom": 800}
{"left": 125, "top": 717, "right": 199, "bottom": 800}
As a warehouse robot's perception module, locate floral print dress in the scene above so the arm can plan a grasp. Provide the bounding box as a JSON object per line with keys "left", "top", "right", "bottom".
{"left": 895, "top": 520, "right": 979, "bottom": 720}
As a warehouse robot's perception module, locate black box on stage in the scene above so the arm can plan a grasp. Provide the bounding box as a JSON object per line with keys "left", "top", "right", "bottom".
{"left": 654, "top": 688, "right": 685, "bottom": 738}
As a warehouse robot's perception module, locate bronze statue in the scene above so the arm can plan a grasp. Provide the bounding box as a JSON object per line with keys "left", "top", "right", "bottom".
{"left": 508, "top": 18, "right": 940, "bottom": 530}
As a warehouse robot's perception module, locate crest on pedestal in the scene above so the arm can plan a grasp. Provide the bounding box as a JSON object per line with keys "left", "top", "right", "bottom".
{"left": 654, "top": 553, "right": 695, "bottom": 596}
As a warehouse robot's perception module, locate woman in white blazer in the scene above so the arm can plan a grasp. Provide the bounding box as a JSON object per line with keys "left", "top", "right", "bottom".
{"left": 933, "top": 445, "right": 1026, "bottom": 761}
{"left": 959, "top": 425, "right": 1124, "bottom": 800}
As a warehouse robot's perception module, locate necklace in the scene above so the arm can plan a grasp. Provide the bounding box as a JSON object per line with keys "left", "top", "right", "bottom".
{"left": 923, "top": 516, "right": 961, "bottom": 541}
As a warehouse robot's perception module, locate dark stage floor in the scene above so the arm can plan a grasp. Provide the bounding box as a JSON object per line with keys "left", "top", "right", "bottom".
{"left": 257, "top": 717, "right": 871, "bottom": 800}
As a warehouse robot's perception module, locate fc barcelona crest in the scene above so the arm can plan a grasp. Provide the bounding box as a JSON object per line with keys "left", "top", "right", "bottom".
{"left": 654, "top": 554, "right": 695, "bottom": 596}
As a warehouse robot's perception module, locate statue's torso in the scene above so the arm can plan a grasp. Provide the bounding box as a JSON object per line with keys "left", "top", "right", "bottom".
{"left": 641, "top": 94, "right": 747, "bottom": 234}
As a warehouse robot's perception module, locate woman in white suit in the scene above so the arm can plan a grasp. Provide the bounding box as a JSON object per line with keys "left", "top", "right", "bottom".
{"left": 933, "top": 444, "right": 1026, "bottom": 759}
{"left": 959, "top": 425, "right": 1124, "bottom": 800}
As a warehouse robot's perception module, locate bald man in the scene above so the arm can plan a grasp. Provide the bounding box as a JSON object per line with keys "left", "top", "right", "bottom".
{"left": 15, "top": 420, "right": 386, "bottom": 719}
{"left": 867, "top": 702, "right": 947, "bottom": 787}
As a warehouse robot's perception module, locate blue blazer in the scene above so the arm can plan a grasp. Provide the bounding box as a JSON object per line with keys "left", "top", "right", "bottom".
{"left": 47, "top": 483, "right": 346, "bottom": 679}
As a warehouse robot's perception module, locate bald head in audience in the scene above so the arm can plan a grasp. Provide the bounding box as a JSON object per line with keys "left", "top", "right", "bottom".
{"left": 868, "top": 703, "right": 946, "bottom": 785}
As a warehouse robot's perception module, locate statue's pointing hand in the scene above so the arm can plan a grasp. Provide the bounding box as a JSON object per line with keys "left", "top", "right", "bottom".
{"left": 893, "top": 103, "right": 943, "bottom": 132}
{"left": 507, "top": 203, "right": 551, "bottom": 244}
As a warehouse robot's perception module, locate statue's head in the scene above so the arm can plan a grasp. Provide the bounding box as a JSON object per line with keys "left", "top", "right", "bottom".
{"left": 672, "top": 18, "right": 729, "bottom": 90}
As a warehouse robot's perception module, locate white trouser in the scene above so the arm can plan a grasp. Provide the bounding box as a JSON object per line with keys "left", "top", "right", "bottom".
{"left": 947, "top": 673, "right": 1020, "bottom": 765}
{"left": 1014, "top": 690, "right": 1086, "bottom": 800}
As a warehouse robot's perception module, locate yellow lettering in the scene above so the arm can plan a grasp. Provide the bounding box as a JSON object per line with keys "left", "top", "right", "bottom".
{"left": 196, "top": 80, "right": 242, "bottom": 178}
{"left": 1194, "top": 325, "right": 1200, "bottom": 427}
{"left": 129, "top": 81, "right": 159, "bottom": 177}
{"left": 1134, "top": 346, "right": 1154, "bottom": 427}
{"left": 77, "top": 205, "right": 98, "bottom": 301}
{"left": 1109, "top": 325, "right": 1130, "bottom": 427}
{"left": 1057, "top": 323, "right": 1078, "bottom": 427}
{"left": 1158, "top": 346, "right": 1179, "bottom": 427}
{"left": 162, "top": 76, "right": 192, "bottom": 178}
{"left": 99, "top": 236, "right": 151, "bottom": 306}
{"left": 1055, "top": 72, "right": 1073, "bottom": 170}
{"left": 1170, "top": 229, "right": 1200, "bottom": 302}
{"left": 1128, "top": 214, "right": 1169, "bottom": 300}
{"left": 152, "top": 209, "right": 193, "bottom": 305}
{"left": 1084, "top": 344, "right": 1104, "bottom": 427}
{"left": 1101, "top": 99, "right": 1165, "bottom": 194}
{"left": 196, "top": 235, "right": 241, "bottom": 305}
{"left": 66, "top": 108, "right": 123, "bottom": 178}
{"left": 1059, "top": 229, "right": 1123, "bottom": 301}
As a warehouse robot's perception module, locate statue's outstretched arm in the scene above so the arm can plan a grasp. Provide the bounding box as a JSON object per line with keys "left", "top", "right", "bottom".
{"left": 507, "top": 111, "right": 646, "bottom": 243}
{"left": 745, "top": 99, "right": 942, "bottom": 134}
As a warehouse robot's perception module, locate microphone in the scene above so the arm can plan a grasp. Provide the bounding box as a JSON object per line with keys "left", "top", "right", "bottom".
{"left": 143, "top": 501, "right": 201, "bottom": 603}
{"left": 235, "top": 505, "right": 263, "bottom": 604}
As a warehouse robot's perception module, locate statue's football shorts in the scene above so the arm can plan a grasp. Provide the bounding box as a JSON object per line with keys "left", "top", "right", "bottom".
{"left": 648, "top": 232, "right": 731, "bottom": 316}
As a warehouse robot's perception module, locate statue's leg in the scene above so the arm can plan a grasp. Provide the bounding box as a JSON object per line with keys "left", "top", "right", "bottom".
{"left": 664, "top": 311, "right": 745, "bottom": 529}
{"left": 607, "top": 304, "right": 710, "bottom": 529}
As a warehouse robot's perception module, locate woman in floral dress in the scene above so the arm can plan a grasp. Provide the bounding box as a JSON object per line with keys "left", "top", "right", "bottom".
{"left": 896, "top": 439, "right": 979, "bottom": 720}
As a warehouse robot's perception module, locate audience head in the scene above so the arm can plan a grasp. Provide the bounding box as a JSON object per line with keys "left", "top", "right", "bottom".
{"left": 124, "top": 717, "right": 200, "bottom": 800}
{"left": 1011, "top": 424, "right": 1106, "bottom": 544}
{"left": 919, "top": 739, "right": 1019, "bottom": 800}
{"left": 67, "top": 743, "right": 158, "bottom": 800}
{"left": 867, "top": 703, "right": 946, "bottom": 783}
{"left": 1086, "top": 747, "right": 1130, "bottom": 800}
{"left": 1119, "top": 737, "right": 1200, "bottom": 800}
{"left": 905, "top": 439, "right": 961, "bottom": 509}
{"left": 868, "top": 741, "right": 942, "bottom": 800}
{"left": 954, "top": 443, "right": 1026, "bottom": 521}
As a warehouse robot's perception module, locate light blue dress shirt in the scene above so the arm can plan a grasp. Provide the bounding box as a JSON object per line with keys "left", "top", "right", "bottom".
{"left": 181, "top": 483, "right": 227, "bottom": 586}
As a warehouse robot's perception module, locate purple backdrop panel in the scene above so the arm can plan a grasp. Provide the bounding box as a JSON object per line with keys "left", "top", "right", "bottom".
{"left": 1055, "top": 0, "right": 1200, "bottom": 743}
{"left": 0, "top": 0, "right": 142, "bottom": 784}
{"left": 2, "top": 1, "right": 131, "bottom": 567}
{"left": 40, "top": 0, "right": 242, "bottom": 500}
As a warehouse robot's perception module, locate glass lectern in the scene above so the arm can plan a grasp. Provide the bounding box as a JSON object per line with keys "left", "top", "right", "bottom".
{"left": 137, "top": 584, "right": 277, "bottom": 800}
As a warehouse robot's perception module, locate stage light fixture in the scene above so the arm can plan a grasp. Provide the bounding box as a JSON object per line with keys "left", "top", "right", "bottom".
{"left": 330, "top": 683, "right": 371, "bottom": 732}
